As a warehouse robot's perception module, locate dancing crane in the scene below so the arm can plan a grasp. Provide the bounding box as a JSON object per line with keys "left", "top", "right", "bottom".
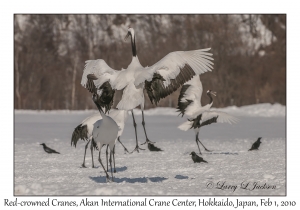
{"left": 177, "top": 75, "right": 238, "bottom": 154}
{"left": 81, "top": 28, "right": 214, "bottom": 153}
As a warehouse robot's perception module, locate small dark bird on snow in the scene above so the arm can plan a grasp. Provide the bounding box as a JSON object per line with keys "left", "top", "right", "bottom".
{"left": 248, "top": 137, "right": 262, "bottom": 151}
{"left": 40, "top": 143, "right": 60, "bottom": 154}
{"left": 148, "top": 143, "right": 163, "bottom": 151}
{"left": 190, "top": 151, "right": 208, "bottom": 163}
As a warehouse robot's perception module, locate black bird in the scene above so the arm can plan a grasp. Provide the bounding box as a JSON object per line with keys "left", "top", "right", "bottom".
{"left": 248, "top": 137, "right": 262, "bottom": 151}
{"left": 40, "top": 143, "right": 60, "bottom": 154}
{"left": 148, "top": 143, "right": 163, "bottom": 151}
{"left": 190, "top": 151, "right": 208, "bottom": 163}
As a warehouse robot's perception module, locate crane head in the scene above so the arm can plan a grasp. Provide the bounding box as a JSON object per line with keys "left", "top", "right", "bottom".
{"left": 124, "top": 27, "right": 135, "bottom": 41}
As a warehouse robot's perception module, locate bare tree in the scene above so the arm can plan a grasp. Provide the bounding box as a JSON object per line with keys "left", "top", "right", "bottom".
{"left": 14, "top": 14, "right": 286, "bottom": 110}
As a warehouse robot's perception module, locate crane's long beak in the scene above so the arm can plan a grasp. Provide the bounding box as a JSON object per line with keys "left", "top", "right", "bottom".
{"left": 124, "top": 32, "right": 130, "bottom": 41}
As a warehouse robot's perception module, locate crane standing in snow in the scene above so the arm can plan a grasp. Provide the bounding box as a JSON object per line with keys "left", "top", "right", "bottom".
{"left": 81, "top": 28, "right": 214, "bottom": 153}
{"left": 177, "top": 75, "right": 238, "bottom": 154}
{"left": 91, "top": 93, "right": 119, "bottom": 181}
{"left": 71, "top": 109, "right": 129, "bottom": 169}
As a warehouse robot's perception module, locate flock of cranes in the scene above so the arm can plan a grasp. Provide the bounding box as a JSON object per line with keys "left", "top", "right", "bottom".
{"left": 70, "top": 27, "right": 239, "bottom": 182}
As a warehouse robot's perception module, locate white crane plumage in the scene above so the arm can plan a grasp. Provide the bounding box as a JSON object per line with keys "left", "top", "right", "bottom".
{"left": 71, "top": 109, "right": 129, "bottom": 169}
{"left": 177, "top": 75, "right": 238, "bottom": 154}
{"left": 91, "top": 93, "right": 119, "bottom": 181}
{"left": 81, "top": 28, "right": 214, "bottom": 153}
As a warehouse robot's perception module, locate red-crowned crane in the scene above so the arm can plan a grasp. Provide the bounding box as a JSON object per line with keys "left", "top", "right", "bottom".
{"left": 177, "top": 75, "right": 238, "bottom": 155}
{"left": 91, "top": 93, "right": 119, "bottom": 181}
{"left": 81, "top": 28, "right": 214, "bottom": 153}
{"left": 71, "top": 109, "right": 129, "bottom": 169}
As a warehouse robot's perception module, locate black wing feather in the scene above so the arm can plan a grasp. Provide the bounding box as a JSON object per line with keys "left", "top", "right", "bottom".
{"left": 71, "top": 124, "right": 88, "bottom": 148}
{"left": 199, "top": 116, "right": 218, "bottom": 127}
{"left": 145, "top": 64, "right": 196, "bottom": 105}
{"left": 189, "top": 114, "right": 219, "bottom": 129}
{"left": 98, "top": 81, "right": 115, "bottom": 113}
{"left": 176, "top": 84, "right": 192, "bottom": 117}
{"left": 85, "top": 74, "right": 115, "bottom": 113}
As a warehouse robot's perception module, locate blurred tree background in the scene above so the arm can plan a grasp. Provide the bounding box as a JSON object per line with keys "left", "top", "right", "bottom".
{"left": 14, "top": 14, "right": 286, "bottom": 110}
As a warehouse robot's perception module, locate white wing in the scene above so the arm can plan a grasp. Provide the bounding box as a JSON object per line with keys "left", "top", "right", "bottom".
{"left": 178, "top": 120, "right": 193, "bottom": 131}
{"left": 201, "top": 111, "right": 239, "bottom": 125}
{"left": 81, "top": 59, "right": 120, "bottom": 91}
{"left": 181, "top": 75, "right": 203, "bottom": 104}
{"left": 136, "top": 48, "right": 213, "bottom": 105}
{"left": 134, "top": 48, "right": 213, "bottom": 87}
{"left": 177, "top": 75, "right": 203, "bottom": 116}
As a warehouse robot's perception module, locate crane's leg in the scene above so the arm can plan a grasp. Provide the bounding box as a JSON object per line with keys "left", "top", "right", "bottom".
{"left": 82, "top": 140, "right": 91, "bottom": 168}
{"left": 196, "top": 132, "right": 211, "bottom": 152}
{"left": 195, "top": 132, "right": 202, "bottom": 155}
{"left": 90, "top": 139, "right": 95, "bottom": 168}
{"left": 106, "top": 145, "right": 109, "bottom": 172}
{"left": 113, "top": 144, "right": 116, "bottom": 173}
{"left": 98, "top": 146, "right": 110, "bottom": 181}
{"left": 109, "top": 149, "right": 114, "bottom": 181}
{"left": 141, "top": 110, "right": 156, "bottom": 145}
{"left": 118, "top": 137, "right": 130, "bottom": 154}
{"left": 130, "top": 110, "right": 145, "bottom": 153}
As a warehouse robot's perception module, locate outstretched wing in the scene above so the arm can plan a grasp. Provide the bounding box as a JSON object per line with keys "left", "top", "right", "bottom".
{"left": 81, "top": 59, "right": 119, "bottom": 89}
{"left": 178, "top": 111, "right": 238, "bottom": 131}
{"left": 200, "top": 111, "right": 239, "bottom": 125}
{"left": 81, "top": 59, "right": 119, "bottom": 112}
{"left": 135, "top": 48, "right": 213, "bottom": 105}
{"left": 176, "top": 75, "right": 203, "bottom": 117}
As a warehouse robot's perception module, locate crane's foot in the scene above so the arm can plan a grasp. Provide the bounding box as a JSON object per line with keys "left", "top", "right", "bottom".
{"left": 123, "top": 147, "right": 130, "bottom": 154}
{"left": 204, "top": 148, "right": 212, "bottom": 152}
{"left": 140, "top": 139, "right": 156, "bottom": 145}
{"left": 114, "top": 169, "right": 116, "bottom": 173}
{"left": 130, "top": 145, "right": 145, "bottom": 153}
{"left": 92, "top": 165, "right": 95, "bottom": 168}
{"left": 81, "top": 164, "right": 87, "bottom": 168}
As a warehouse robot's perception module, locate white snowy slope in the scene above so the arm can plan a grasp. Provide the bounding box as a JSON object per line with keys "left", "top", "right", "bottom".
{"left": 14, "top": 104, "right": 286, "bottom": 195}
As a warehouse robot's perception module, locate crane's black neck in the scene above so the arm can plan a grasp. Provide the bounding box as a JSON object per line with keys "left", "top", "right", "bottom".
{"left": 131, "top": 35, "right": 137, "bottom": 57}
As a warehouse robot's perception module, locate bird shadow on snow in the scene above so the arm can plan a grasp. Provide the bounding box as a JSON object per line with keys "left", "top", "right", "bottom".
{"left": 175, "top": 175, "right": 189, "bottom": 180}
{"left": 115, "top": 166, "right": 128, "bottom": 172}
{"left": 89, "top": 176, "right": 168, "bottom": 184}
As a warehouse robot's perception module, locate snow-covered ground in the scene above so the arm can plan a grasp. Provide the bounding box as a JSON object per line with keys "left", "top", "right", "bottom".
{"left": 14, "top": 103, "right": 286, "bottom": 195}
